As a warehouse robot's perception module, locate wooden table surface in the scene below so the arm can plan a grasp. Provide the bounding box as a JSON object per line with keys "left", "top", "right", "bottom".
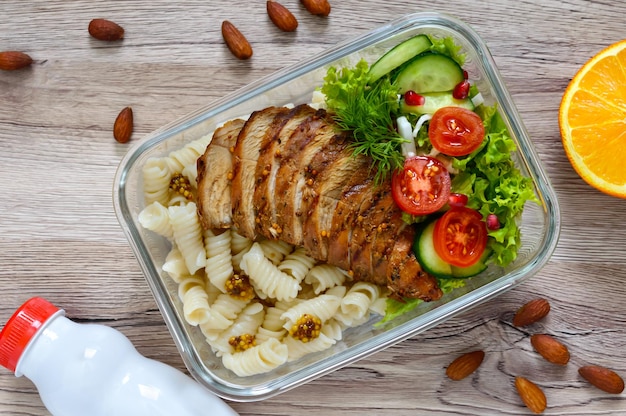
{"left": 2, "top": 0, "right": 626, "bottom": 414}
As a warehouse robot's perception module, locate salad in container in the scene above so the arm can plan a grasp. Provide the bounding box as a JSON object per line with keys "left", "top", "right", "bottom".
{"left": 113, "top": 12, "right": 560, "bottom": 401}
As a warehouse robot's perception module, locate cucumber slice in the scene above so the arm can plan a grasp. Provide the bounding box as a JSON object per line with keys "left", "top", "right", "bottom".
{"left": 401, "top": 92, "right": 475, "bottom": 115}
{"left": 368, "top": 35, "right": 432, "bottom": 83}
{"left": 414, "top": 219, "right": 490, "bottom": 279}
{"left": 414, "top": 220, "right": 452, "bottom": 278}
{"left": 396, "top": 53, "right": 465, "bottom": 94}
{"left": 450, "top": 250, "right": 490, "bottom": 278}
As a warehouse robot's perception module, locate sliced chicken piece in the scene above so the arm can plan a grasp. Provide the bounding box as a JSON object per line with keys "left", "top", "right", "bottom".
{"left": 326, "top": 169, "right": 374, "bottom": 271}
{"left": 300, "top": 130, "right": 360, "bottom": 261}
{"left": 349, "top": 188, "right": 396, "bottom": 284}
{"left": 196, "top": 118, "right": 245, "bottom": 230}
{"left": 272, "top": 109, "right": 336, "bottom": 246}
{"left": 231, "top": 107, "right": 286, "bottom": 239}
{"left": 348, "top": 186, "right": 389, "bottom": 283}
{"left": 387, "top": 226, "right": 443, "bottom": 301}
{"left": 254, "top": 104, "right": 316, "bottom": 239}
{"left": 370, "top": 209, "right": 407, "bottom": 280}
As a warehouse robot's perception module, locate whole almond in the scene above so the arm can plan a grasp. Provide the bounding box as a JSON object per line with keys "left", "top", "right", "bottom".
{"left": 515, "top": 376, "right": 547, "bottom": 414}
{"left": 267, "top": 1, "right": 298, "bottom": 32}
{"left": 221, "top": 21, "right": 253, "bottom": 60}
{"left": 0, "top": 51, "right": 33, "bottom": 71}
{"left": 88, "top": 18, "right": 125, "bottom": 41}
{"left": 113, "top": 107, "right": 133, "bottom": 143}
{"left": 530, "top": 334, "right": 570, "bottom": 365}
{"left": 445, "top": 350, "right": 485, "bottom": 381}
{"left": 579, "top": 365, "right": 625, "bottom": 394}
{"left": 300, "top": 0, "right": 331, "bottom": 16}
{"left": 513, "top": 298, "right": 550, "bottom": 327}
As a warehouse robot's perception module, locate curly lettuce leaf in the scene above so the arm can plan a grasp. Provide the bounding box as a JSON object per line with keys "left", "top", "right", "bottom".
{"left": 379, "top": 277, "right": 466, "bottom": 324}
{"left": 428, "top": 36, "right": 466, "bottom": 66}
{"left": 451, "top": 106, "right": 539, "bottom": 266}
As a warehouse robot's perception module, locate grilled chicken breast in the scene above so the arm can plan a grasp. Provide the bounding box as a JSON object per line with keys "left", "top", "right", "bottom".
{"left": 196, "top": 105, "right": 442, "bottom": 301}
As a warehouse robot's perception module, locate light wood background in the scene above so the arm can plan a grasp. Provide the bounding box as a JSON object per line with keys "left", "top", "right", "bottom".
{"left": 2, "top": 0, "right": 626, "bottom": 414}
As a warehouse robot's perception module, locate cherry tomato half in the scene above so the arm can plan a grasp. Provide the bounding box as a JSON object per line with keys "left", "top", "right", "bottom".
{"left": 428, "top": 107, "right": 485, "bottom": 157}
{"left": 433, "top": 206, "right": 488, "bottom": 267}
{"left": 391, "top": 156, "right": 451, "bottom": 216}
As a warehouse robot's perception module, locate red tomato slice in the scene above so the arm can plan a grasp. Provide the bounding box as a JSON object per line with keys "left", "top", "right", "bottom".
{"left": 428, "top": 107, "right": 485, "bottom": 156}
{"left": 433, "top": 206, "right": 488, "bottom": 267}
{"left": 391, "top": 156, "right": 451, "bottom": 216}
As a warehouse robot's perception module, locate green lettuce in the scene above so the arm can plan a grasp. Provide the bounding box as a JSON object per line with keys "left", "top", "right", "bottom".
{"left": 380, "top": 277, "right": 467, "bottom": 324}
{"left": 428, "top": 36, "right": 466, "bottom": 66}
{"left": 451, "top": 105, "right": 539, "bottom": 266}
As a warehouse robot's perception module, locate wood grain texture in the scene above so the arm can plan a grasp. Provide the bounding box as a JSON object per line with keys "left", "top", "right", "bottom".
{"left": 2, "top": 0, "right": 626, "bottom": 414}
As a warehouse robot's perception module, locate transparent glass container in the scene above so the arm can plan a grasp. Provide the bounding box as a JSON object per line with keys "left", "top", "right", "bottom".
{"left": 113, "top": 12, "right": 560, "bottom": 402}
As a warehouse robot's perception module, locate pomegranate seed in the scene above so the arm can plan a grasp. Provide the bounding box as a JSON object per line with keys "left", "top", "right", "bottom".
{"left": 404, "top": 90, "right": 425, "bottom": 106}
{"left": 463, "top": 69, "right": 469, "bottom": 79}
{"left": 448, "top": 193, "right": 468, "bottom": 207}
{"left": 486, "top": 213, "right": 500, "bottom": 230}
{"left": 453, "top": 80, "right": 470, "bottom": 99}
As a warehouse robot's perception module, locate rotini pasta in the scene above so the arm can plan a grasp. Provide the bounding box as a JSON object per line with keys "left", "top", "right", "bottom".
{"left": 205, "top": 281, "right": 223, "bottom": 305}
{"left": 280, "top": 285, "right": 346, "bottom": 331}
{"left": 181, "top": 163, "right": 199, "bottom": 189}
{"left": 257, "top": 238, "right": 293, "bottom": 265}
{"left": 207, "top": 302, "right": 265, "bottom": 357}
{"left": 167, "top": 193, "right": 189, "bottom": 207}
{"left": 162, "top": 247, "right": 189, "bottom": 283}
{"left": 142, "top": 157, "right": 171, "bottom": 206}
{"left": 230, "top": 229, "right": 253, "bottom": 254}
{"left": 138, "top": 201, "right": 174, "bottom": 240}
{"left": 203, "top": 229, "right": 234, "bottom": 292}
{"left": 168, "top": 203, "right": 206, "bottom": 274}
{"left": 255, "top": 326, "right": 286, "bottom": 344}
{"left": 282, "top": 320, "right": 342, "bottom": 362}
{"left": 180, "top": 135, "right": 212, "bottom": 188}
{"left": 304, "top": 264, "right": 349, "bottom": 295}
{"left": 277, "top": 247, "right": 316, "bottom": 282}
{"left": 177, "top": 274, "right": 206, "bottom": 300}
{"left": 261, "top": 301, "right": 291, "bottom": 332}
{"left": 165, "top": 138, "right": 207, "bottom": 173}
{"left": 222, "top": 338, "right": 288, "bottom": 377}
{"left": 240, "top": 243, "right": 301, "bottom": 302}
{"left": 199, "top": 293, "right": 250, "bottom": 334}
{"left": 335, "top": 282, "right": 380, "bottom": 327}
{"left": 179, "top": 276, "right": 211, "bottom": 326}
{"left": 230, "top": 229, "right": 253, "bottom": 272}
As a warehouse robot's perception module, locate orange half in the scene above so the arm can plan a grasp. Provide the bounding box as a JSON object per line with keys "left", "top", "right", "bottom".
{"left": 559, "top": 39, "right": 626, "bottom": 199}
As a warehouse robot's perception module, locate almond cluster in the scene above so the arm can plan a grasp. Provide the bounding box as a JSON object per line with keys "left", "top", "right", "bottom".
{"left": 3, "top": 1, "right": 333, "bottom": 142}
{"left": 445, "top": 298, "right": 624, "bottom": 414}
{"left": 222, "top": 0, "right": 332, "bottom": 60}
{"left": 2, "top": 18, "right": 133, "bottom": 143}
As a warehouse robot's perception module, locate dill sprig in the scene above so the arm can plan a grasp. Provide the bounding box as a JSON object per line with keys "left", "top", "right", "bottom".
{"left": 321, "top": 60, "right": 405, "bottom": 184}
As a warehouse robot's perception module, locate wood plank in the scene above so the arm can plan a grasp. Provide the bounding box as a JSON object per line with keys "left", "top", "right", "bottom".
{"left": 2, "top": 0, "right": 626, "bottom": 414}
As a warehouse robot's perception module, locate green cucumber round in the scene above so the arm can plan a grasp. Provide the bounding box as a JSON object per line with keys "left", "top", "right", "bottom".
{"left": 396, "top": 53, "right": 465, "bottom": 94}
{"left": 414, "top": 220, "right": 452, "bottom": 278}
{"left": 450, "top": 252, "right": 490, "bottom": 278}
{"left": 368, "top": 34, "right": 433, "bottom": 83}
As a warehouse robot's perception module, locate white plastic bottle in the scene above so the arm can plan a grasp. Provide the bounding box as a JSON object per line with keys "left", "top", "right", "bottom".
{"left": 0, "top": 297, "right": 239, "bottom": 416}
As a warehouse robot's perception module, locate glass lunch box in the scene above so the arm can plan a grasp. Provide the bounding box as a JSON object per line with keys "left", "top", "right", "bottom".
{"left": 113, "top": 11, "right": 561, "bottom": 402}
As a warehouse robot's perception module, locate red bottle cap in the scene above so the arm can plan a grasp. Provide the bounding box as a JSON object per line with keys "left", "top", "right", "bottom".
{"left": 0, "top": 297, "right": 61, "bottom": 372}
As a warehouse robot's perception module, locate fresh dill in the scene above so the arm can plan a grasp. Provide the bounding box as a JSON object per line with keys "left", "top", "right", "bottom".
{"left": 321, "top": 59, "right": 405, "bottom": 184}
